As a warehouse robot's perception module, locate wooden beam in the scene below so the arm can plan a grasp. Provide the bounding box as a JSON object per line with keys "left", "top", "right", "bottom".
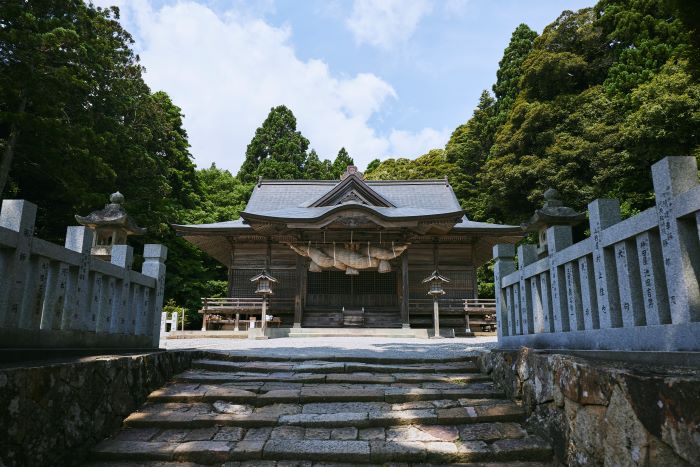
{"left": 401, "top": 252, "right": 409, "bottom": 327}
{"left": 227, "top": 241, "right": 235, "bottom": 298}
{"left": 266, "top": 238, "right": 272, "bottom": 268}
{"left": 294, "top": 254, "right": 304, "bottom": 327}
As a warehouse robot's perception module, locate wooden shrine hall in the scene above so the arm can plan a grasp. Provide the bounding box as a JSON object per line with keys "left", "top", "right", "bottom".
{"left": 173, "top": 166, "right": 522, "bottom": 332}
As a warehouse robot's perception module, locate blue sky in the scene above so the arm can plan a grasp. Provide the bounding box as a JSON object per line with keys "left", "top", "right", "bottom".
{"left": 93, "top": 0, "right": 593, "bottom": 172}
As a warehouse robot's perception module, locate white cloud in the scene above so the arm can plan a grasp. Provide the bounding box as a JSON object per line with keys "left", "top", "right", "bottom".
{"left": 346, "top": 0, "right": 433, "bottom": 50}
{"left": 91, "top": 0, "right": 447, "bottom": 170}
{"left": 443, "top": 0, "right": 471, "bottom": 17}
{"left": 387, "top": 128, "right": 451, "bottom": 158}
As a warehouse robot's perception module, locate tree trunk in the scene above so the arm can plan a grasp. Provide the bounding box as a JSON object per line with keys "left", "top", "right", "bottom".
{"left": 0, "top": 96, "right": 28, "bottom": 197}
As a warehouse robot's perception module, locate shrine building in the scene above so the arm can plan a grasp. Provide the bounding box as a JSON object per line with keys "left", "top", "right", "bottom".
{"left": 173, "top": 166, "right": 522, "bottom": 332}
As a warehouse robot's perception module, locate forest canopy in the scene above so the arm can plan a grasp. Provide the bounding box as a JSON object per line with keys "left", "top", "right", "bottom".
{"left": 1, "top": 0, "right": 698, "bottom": 326}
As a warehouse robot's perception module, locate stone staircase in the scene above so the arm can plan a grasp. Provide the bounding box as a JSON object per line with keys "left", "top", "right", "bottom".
{"left": 89, "top": 353, "right": 552, "bottom": 466}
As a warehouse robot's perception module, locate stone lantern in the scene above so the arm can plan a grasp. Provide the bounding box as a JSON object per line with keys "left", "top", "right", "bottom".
{"left": 521, "top": 188, "right": 586, "bottom": 258}
{"left": 422, "top": 270, "right": 450, "bottom": 339}
{"left": 250, "top": 270, "right": 277, "bottom": 334}
{"left": 75, "top": 191, "right": 146, "bottom": 261}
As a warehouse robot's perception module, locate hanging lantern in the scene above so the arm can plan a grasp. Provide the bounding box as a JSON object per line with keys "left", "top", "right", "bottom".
{"left": 422, "top": 270, "right": 450, "bottom": 296}
{"left": 250, "top": 270, "right": 278, "bottom": 295}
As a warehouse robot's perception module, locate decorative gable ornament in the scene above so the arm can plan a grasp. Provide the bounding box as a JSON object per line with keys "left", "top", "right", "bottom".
{"left": 310, "top": 165, "right": 395, "bottom": 208}
{"left": 340, "top": 165, "right": 363, "bottom": 180}
{"left": 338, "top": 190, "right": 368, "bottom": 205}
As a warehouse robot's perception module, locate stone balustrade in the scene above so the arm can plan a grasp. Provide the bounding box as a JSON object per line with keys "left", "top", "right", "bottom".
{"left": 493, "top": 156, "right": 700, "bottom": 351}
{"left": 0, "top": 199, "right": 167, "bottom": 349}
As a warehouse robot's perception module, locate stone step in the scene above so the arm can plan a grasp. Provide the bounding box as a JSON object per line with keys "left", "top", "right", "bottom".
{"left": 92, "top": 423, "right": 550, "bottom": 464}
{"left": 123, "top": 399, "right": 526, "bottom": 429}
{"left": 91, "top": 352, "right": 551, "bottom": 465}
{"left": 204, "top": 351, "right": 477, "bottom": 364}
{"left": 86, "top": 462, "right": 553, "bottom": 467}
{"left": 287, "top": 327, "right": 428, "bottom": 338}
{"left": 191, "top": 358, "right": 479, "bottom": 374}
{"left": 147, "top": 382, "right": 504, "bottom": 404}
{"left": 173, "top": 370, "right": 490, "bottom": 385}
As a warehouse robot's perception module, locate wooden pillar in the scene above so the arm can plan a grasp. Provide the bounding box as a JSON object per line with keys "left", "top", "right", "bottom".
{"left": 266, "top": 238, "right": 272, "bottom": 268}
{"left": 471, "top": 244, "right": 478, "bottom": 299}
{"left": 401, "top": 252, "right": 410, "bottom": 328}
{"left": 227, "top": 240, "right": 235, "bottom": 298}
{"left": 294, "top": 254, "right": 305, "bottom": 328}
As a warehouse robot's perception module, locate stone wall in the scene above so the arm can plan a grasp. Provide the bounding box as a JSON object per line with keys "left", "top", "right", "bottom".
{"left": 0, "top": 350, "right": 201, "bottom": 467}
{"left": 478, "top": 348, "right": 699, "bottom": 466}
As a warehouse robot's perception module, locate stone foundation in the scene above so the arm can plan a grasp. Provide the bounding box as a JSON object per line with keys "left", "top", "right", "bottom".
{"left": 0, "top": 350, "right": 201, "bottom": 467}
{"left": 478, "top": 348, "right": 699, "bottom": 466}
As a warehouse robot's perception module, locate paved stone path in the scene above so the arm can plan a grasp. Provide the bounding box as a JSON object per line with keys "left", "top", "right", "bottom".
{"left": 89, "top": 340, "right": 553, "bottom": 466}
{"left": 163, "top": 336, "right": 498, "bottom": 360}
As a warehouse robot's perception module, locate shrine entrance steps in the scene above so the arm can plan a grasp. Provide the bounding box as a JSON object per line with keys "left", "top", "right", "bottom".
{"left": 287, "top": 327, "right": 426, "bottom": 338}
{"left": 89, "top": 353, "right": 553, "bottom": 466}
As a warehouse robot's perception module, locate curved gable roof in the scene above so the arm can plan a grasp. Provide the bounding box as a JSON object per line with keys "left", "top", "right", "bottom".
{"left": 243, "top": 178, "right": 463, "bottom": 222}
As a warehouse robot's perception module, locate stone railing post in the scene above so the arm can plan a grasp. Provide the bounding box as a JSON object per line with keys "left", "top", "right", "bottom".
{"left": 141, "top": 244, "right": 167, "bottom": 348}
{"left": 588, "top": 199, "right": 622, "bottom": 328}
{"left": 63, "top": 226, "right": 94, "bottom": 331}
{"left": 652, "top": 156, "right": 700, "bottom": 323}
{"left": 110, "top": 245, "right": 134, "bottom": 334}
{"left": 517, "top": 244, "right": 537, "bottom": 334}
{"left": 547, "top": 225, "right": 573, "bottom": 332}
{"left": 493, "top": 244, "right": 515, "bottom": 339}
{"left": 0, "top": 200, "right": 37, "bottom": 328}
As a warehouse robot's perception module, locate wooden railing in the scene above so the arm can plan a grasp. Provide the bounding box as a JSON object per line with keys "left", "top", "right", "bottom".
{"left": 493, "top": 156, "right": 700, "bottom": 351}
{"left": 198, "top": 297, "right": 292, "bottom": 331}
{"left": 408, "top": 298, "right": 497, "bottom": 332}
{"left": 0, "top": 200, "right": 167, "bottom": 349}
{"left": 200, "top": 297, "right": 264, "bottom": 313}
{"left": 464, "top": 299, "right": 497, "bottom": 332}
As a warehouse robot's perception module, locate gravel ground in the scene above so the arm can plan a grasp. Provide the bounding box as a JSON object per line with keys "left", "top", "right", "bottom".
{"left": 162, "top": 336, "right": 498, "bottom": 360}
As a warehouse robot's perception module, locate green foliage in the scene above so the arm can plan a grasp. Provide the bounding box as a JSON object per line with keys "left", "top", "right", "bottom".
{"left": 445, "top": 91, "right": 496, "bottom": 220}
{"left": 0, "top": 0, "right": 243, "bottom": 329}
{"left": 492, "top": 24, "right": 538, "bottom": 122}
{"left": 187, "top": 165, "right": 251, "bottom": 224}
{"left": 598, "top": 0, "right": 688, "bottom": 97}
{"left": 331, "top": 147, "right": 354, "bottom": 178}
{"left": 303, "top": 149, "right": 334, "bottom": 180}
{"left": 364, "top": 149, "right": 455, "bottom": 181}
{"left": 366, "top": 158, "right": 381, "bottom": 173}
{"left": 468, "top": 1, "right": 700, "bottom": 225}
{"left": 238, "top": 105, "right": 310, "bottom": 183}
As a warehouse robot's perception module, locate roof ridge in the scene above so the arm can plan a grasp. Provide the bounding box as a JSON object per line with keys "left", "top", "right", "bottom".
{"left": 365, "top": 179, "right": 448, "bottom": 184}
{"left": 258, "top": 180, "right": 338, "bottom": 185}
{"left": 256, "top": 179, "right": 450, "bottom": 185}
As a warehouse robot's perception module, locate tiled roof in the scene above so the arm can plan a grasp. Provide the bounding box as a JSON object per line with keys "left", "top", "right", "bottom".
{"left": 243, "top": 178, "right": 462, "bottom": 220}
{"left": 172, "top": 178, "right": 521, "bottom": 235}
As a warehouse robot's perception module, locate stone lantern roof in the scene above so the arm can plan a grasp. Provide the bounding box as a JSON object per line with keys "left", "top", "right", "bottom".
{"left": 75, "top": 191, "right": 146, "bottom": 235}
{"left": 521, "top": 188, "right": 586, "bottom": 232}
{"left": 521, "top": 188, "right": 585, "bottom": 257}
